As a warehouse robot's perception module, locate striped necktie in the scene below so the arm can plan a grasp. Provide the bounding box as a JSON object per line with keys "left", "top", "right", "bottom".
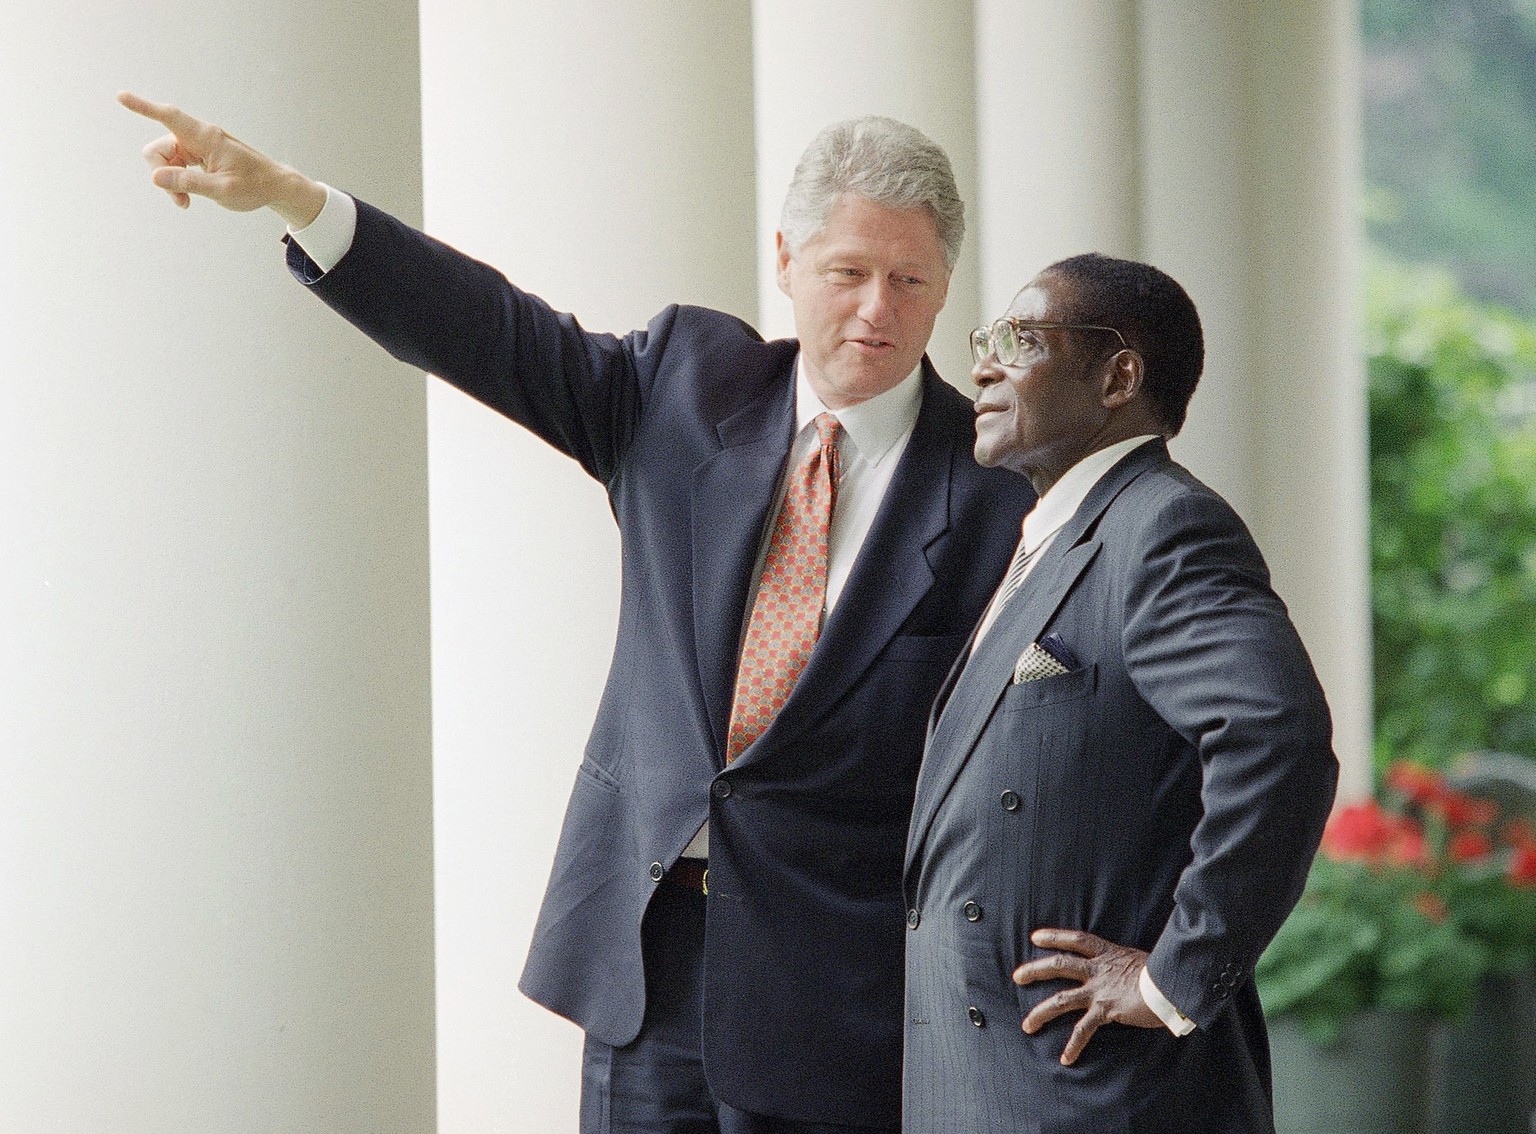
{"left": 972, "top": 525, "right": 1037, "bottom": 647}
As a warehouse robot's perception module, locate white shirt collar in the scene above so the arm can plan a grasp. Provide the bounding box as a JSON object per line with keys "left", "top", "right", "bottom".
{"left": 1023, "top": 435, "right": 1161, "bottom": 553}
{"left": 793, "top": 360, "right": 924, "bottom": 466}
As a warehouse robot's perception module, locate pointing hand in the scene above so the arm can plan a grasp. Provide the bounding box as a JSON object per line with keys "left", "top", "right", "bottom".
{"left": 118, "top": 91, "right": 325, "bottom": 228}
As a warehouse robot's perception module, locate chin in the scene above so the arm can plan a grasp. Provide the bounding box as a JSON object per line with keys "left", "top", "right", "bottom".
{"left": 844, "top": 357, "right": 917, "bottom": 396}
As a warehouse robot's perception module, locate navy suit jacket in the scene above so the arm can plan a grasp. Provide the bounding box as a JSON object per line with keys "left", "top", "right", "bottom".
{"left": 902, "top": 441, "right": 1337, "bottom": 1134}
{"left": 288, "top": 200, "right": 1035, "bottom": 1125}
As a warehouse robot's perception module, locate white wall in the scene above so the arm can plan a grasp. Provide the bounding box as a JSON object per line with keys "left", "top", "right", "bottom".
{"left": 2, "top": 0, "right": 435, "bottom": 1130}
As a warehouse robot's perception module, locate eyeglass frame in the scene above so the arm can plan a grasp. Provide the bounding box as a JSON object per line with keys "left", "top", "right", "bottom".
{"left": 970, "top": 316, "right": 1129, "bottom": 366}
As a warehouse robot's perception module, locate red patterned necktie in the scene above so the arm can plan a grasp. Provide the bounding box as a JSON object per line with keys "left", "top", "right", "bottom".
{"left": 725, "top": 412, "right": 843, "bottom": 762}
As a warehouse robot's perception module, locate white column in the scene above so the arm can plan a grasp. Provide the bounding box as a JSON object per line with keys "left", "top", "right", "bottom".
{"left": 1, "top": 1, "right": 434, "bottom": 1131}
{"left": 1141, "top": 0, "right": 1372, "bottom": 800}
{"left": 752, "top": 0, "right": 981, "bottom": 389}
{"left": 418, "top": 1, "right": 758, "bottom": 1127}
{"left": 1138, "top": 0, "right": 1263, "bottom": 521}
{"left": 974, "top": 0, "right": 1141, "bottom": 316}
{"left": 1246, "top": 0, "right": 1371, "bottom": 800}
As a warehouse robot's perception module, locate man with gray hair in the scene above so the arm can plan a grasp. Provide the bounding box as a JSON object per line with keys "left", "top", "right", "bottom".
{"left": 121, "top": 93, "right": 1033, "bottom": 1133}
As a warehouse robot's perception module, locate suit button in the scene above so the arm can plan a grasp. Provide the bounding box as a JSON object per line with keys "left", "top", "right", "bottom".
{"left": 1000, "top": 790, "right": 1021, "bottom": 812}
{"left": 963, "top": 901, "right": 983, "bottom": 922}
{"left": 648, "top": 861, "right": 664, "bottom": 882}
{"left": 968, "top": 1006, "right": 986, "bottom": 1027}
{"left": 907, "top": 909, "right": 921, "bottom": 930}
{"left": 712, "top": 780, "right": 732, "bottom": 800}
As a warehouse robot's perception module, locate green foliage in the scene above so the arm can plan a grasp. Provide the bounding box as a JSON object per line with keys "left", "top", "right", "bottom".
{"left": 1368, "top": 257, "right": 1536, "bottom": 771}
{"left": 1363, "top": 0, "right": 1536, "bottom": 316}
{"left": 1447, "top": 857, "right": 1536, "bottom": 975}
{"left": 1295, "top": 0, "right": 1536, "bottom": 1051}
{"left": 1258, "top": 767, "right": 1536, "bottom": 1043}
{"left": 1256, "top": 856, "right": 1485, "bottom": 1044}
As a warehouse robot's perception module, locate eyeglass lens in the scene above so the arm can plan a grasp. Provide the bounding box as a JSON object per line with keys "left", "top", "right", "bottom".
{"left": 970, "top": 319, "right": 1018, "bottom": 366}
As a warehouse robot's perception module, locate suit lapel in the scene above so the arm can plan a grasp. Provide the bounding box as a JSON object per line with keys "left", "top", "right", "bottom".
{"left": 692, "top": 375, "right": 796, "bottom": 759}
{"left": 905, "top": 440, "right": 1169, "bottom": 874}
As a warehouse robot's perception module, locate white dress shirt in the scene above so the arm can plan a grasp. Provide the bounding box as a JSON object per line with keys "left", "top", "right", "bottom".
{"left": 286, "top": 184, "right": 356, "bottom": 272}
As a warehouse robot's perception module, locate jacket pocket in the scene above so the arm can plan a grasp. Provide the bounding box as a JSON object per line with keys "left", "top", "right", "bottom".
{"left": 997, "top": 663, "right": 1098, "bottom": 711}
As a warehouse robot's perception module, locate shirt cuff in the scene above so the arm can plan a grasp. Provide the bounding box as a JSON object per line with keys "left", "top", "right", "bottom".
{"left": 1139, "top": 965, "right": 1196, "bottom": 1036}
{"left": 285, "top": 183, "right": 356, "bottom": 275}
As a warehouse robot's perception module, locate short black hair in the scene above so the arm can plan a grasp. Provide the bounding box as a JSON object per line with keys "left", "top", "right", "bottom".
{"left": 1043, "top": 253, "right": 1204, "bottom": 436}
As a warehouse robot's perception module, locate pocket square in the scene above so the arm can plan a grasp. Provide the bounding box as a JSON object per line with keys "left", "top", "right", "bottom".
{"left": 1012, "top": 633, "right": 1081, "bottom": 684}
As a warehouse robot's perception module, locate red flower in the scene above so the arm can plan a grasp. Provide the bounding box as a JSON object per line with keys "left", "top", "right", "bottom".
{"left": 1321, "top": 802, "right": 1395, "bottom": 860}
{"left": 1413, "top": 891, "right": 1449, "bottom": 923}
{"left": 1437, "top": 790, "right": 1499, "bottom": 828}
{"left": 1321, "top": 801, "right": 1431, "bottom": 868}
{"left": 1510, "top": 844, "right": 1536, "bottom": 889}
{"left": 1385, "top": 762, "right": 1501, "bottom": 826}
{"left": 1386, "top": 762, "right": 1449, "bottom": 808}
{"left": 1448, "top": 830, "right": 1494, "bottom": 863}
{"left": 1389, "top": 826, "right": 1433, "bottom": 869}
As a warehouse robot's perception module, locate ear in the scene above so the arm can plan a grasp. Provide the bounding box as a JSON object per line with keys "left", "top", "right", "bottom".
{"left": 1099, "top": 349, "right": 1144, "bottom": 410}
{"left": 775, "top": 231, "right": 794, "bottom": 297}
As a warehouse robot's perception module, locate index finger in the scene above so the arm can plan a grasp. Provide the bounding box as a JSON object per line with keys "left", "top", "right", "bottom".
{"left": 1029, "top": 928, "right": 1107, "bottom": 957}
{"left": 117, "top": 91, "right": 205, "bottom": 137}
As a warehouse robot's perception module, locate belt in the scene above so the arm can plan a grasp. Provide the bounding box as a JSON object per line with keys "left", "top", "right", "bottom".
{"left": 663, "top": 857, "right": 708, "bottom": 895}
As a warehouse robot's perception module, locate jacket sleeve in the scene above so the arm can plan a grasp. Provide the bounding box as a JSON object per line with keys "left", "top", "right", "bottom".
{"left": 287, "top": 196, "right": 672, "bottom": 486}
{"left": 1122, "top": 488, "right": 1339, "bottom": 1029}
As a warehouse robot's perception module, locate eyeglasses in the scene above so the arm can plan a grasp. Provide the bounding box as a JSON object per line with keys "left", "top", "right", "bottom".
{"left": 970, "top": 317, "right": 1128, "bottom": 366}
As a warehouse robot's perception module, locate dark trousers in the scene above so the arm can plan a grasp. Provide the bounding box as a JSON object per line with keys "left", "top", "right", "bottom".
{"left": 580, "top": 881, "right": 894, "bottom": 1134}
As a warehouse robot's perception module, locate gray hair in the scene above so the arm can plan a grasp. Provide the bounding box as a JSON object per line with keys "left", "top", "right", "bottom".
{"left": 779, "top": 116, "right": 964, "bottom": 270}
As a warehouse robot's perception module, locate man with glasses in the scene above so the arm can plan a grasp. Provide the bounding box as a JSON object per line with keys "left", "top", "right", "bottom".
{"left": 119, "top": 93, "right": 1035, "bottom": 1133}
{"left": 901, "top": 254, "right": 1337, "bottom": 1132}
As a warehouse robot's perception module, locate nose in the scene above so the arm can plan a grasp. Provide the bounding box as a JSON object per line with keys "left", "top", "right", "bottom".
{"left": 857, "top": 277, "right": 895, "bottom": 326}
{"left": 972, "top": 356, "right": 1003, "bottom": 388}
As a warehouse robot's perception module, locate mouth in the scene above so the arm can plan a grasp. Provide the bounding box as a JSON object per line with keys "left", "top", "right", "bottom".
{"left": 849, "top": 337, "right": 894, "bottom": 352}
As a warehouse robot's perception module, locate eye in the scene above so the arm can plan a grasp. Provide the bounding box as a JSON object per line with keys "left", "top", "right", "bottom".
{"left": 896, "top": 274, "right": 926, "bottom": 287}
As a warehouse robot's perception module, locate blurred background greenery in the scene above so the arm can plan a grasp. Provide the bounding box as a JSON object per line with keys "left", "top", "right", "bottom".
{"left": 1257, "top": 8, "right": 1536, "bottom": 1128}
{"left": 1363, "top": 0, "right": 1536, "bottom": 775}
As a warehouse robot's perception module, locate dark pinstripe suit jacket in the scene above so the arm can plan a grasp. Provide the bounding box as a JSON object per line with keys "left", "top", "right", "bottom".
{"left": 902, "top": 441, "right": 1337, "bottom": 1134}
